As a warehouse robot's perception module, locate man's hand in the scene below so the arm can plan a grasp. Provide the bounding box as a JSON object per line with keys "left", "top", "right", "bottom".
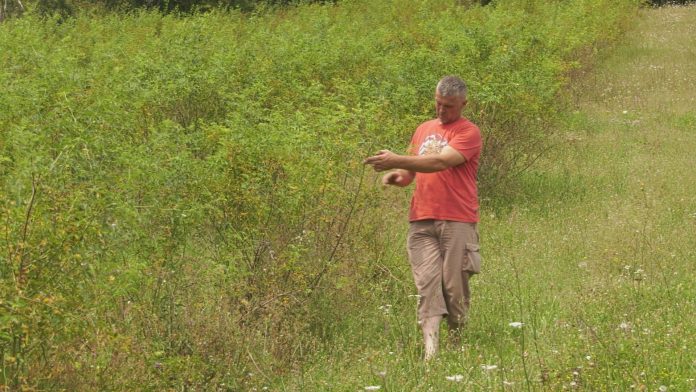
{"left": 363, "top": 149, "right": 398, "bottom": 172}
{"left": 382, "top": 170, "right": 414, "bottom": 187}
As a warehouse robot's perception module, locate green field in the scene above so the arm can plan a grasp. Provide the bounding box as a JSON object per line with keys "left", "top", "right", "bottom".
{"left": 300, "top": 5, "right": 696, "bottom": 391}
{"left": 1, "top": 0, "right": 694, "bottom": 390}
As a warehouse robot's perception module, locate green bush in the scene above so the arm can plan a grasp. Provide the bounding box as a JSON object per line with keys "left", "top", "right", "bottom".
{"left": 0, "top": 0, "right": 640, "bottom": 389}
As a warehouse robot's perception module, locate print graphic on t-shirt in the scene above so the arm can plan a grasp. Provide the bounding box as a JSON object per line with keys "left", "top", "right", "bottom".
{"left": 419, "top": 134, "right": 448, "bottom": 156}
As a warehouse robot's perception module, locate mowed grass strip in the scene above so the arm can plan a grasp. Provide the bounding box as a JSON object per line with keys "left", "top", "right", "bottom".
{"left": 283, "top": 5, "right": 696, "bottom": 391}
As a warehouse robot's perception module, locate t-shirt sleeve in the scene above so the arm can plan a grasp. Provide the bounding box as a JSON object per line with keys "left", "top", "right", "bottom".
{"left": 448, "top": 124, "right": 482, "bottom": 161}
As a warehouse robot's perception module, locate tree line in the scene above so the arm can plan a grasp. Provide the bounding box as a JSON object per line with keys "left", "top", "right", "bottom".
{"left": 1, "top": 0, "right": 333, "bottom": 21}
{"left": 3, "top": 0, "right": 694, "bottom": 23}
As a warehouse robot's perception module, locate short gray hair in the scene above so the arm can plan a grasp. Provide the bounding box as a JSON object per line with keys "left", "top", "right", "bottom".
{"left": 436, "top": 75, "right": 467, "bottom": 99}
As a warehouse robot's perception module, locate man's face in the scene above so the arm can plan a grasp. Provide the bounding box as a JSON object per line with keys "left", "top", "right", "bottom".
{"left": 435, "top": 92, "right": 467, "bottom": 124}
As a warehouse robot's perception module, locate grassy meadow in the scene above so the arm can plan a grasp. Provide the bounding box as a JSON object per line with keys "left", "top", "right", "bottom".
{"left": 3, "top": 0, "right": 695, "bottom": 390}
{"left": 289, "top": 5, "right": 696, "bottom": 391}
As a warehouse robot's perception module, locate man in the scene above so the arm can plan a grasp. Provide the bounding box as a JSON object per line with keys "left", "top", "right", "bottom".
{"left": 364, "top": 75, "right": 482, "bottom": 360}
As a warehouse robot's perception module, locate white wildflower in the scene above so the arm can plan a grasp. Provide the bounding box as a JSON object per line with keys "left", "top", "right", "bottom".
{"left": 481, "top": 365, "right": 498, "bottom": 371}
{"left": 509, "top": 322, "right": 524, "bottom": 328}
{"left": 445, "top": 375, "right": 464, "bottom": 382}
{"left": 364, "top": 386, "right": 381, "bottom": 391}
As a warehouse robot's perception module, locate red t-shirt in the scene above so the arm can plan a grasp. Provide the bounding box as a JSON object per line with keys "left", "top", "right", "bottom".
{"left": 408, "top": 117, "right": 481, "bottom": 223}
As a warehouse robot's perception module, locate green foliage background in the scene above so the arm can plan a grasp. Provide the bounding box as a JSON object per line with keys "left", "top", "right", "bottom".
{"left": 1, "top": 0, "right": 640, "bottom": 389}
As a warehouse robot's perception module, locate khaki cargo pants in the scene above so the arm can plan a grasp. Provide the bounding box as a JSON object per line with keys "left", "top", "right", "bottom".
{"left": 407, "top": 220, "right": 481, "bottom": 328}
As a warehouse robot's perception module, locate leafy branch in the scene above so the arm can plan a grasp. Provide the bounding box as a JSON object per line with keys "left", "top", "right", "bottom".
{"left": 16, "top": 173, "right": 38, "bottom": 290}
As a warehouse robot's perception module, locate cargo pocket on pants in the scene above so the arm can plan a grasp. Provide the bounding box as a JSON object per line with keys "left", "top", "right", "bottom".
{"left": 464, "top": 243, "right": 481, "bottom": 274}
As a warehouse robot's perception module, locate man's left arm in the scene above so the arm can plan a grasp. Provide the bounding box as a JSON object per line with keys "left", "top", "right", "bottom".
{"left": 364, "top": 146, "right": 465, "bottom": 173}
